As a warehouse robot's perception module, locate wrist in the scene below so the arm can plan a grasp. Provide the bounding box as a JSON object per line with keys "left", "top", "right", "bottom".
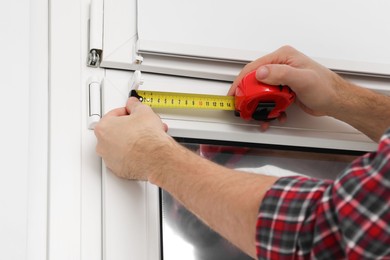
{"left": 146, "top": 136, "right": 183, "bottom": 185}
{"left": 323, "top": 73, "right": 352, "bottom": 118}
{"left": 123, "top": 130, "right": 177, "bottom": 181}
{"left": 328, "top": 78, "right": 390, "bottom": 141}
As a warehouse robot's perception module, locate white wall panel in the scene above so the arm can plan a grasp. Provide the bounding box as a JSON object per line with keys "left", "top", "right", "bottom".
{"left": 0, "top": 1, "right": 31, "bottom": 259}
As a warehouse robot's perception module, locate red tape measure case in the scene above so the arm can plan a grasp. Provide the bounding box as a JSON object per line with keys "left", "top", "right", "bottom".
{"left": 234, "top": 70, "right": 296, "bottom": 121}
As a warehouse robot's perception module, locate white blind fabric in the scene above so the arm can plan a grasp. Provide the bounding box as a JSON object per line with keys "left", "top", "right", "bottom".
{"left": 137, "top": 0, "right": 390, "bottom": 75}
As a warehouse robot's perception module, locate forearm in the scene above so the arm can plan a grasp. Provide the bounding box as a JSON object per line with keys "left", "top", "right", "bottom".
{"left": 330, "top": 77, "right": 390, "bottom": 142}
{"left": 148, "top": 141, "right": 278, "bottom": 258}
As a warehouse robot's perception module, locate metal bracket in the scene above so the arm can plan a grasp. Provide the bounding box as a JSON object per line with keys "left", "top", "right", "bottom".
{"left": 87, "top": 0, "right": 103, "bottom": 67}
{"left": 88, "top": 49, "right": 102, "bottom": 67}
{"left": 133, "top": 43, "right": 144, "bottom": 64}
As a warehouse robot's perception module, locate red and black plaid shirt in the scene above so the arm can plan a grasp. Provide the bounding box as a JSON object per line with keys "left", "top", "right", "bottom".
{"left": 256, "top": 129, "right": 390, "bottom": 259}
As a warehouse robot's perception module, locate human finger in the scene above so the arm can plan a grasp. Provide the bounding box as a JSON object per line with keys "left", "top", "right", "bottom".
{"left": 125, "top": 96, "right": 151, "bottom": 115}
{"left": 277, "top": 112, "right": 288, "bottom": 124}
{"left": 102, "top": 107, "right": 128, "bottom": 118}
{"left": 162, "top": 122, "right": 169, "bottom": 132}
{"left": 126, "top": 96, "right": 169, "bottom": 131}
{"left": 259, "top": 112, "right": 287, "bottom": 131}
{"left": 255, "top": 64, "right": 314, "bottom": 94}
{"left": 228, "top": 46, "right": 301, "bottom": 95}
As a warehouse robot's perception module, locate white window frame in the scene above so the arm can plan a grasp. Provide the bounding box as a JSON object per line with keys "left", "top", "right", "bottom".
{"left": 48, "top": 0, "right": 390, "bottom": 260}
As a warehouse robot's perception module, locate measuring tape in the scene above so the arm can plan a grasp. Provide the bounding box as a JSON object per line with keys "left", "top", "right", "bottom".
{"left": 130, "top": 71, "right": 296, "bottom": 121}
{"left": 130, "top": 90, "right": 235, "bottom": 111}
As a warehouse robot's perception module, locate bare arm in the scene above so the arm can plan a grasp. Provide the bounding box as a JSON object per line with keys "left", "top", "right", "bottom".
{"left": 329, "top": 80, "right": 390, "bottom": 142}
{"left": 94, "top": 98, "right": 277, "bottom": 258}
{"left": 149, "top": 140, "right": 277, "bottom": 258}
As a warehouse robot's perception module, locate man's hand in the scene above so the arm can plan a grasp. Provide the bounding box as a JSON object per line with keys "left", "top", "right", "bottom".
{"left": 229, "top": 45, "right": 390, "bottom": 141}
{"left": 229, "top": 45, "right": 347, "bottom": 118}
{"left": 94, "top": 97, "right": 172, "bottom": 180}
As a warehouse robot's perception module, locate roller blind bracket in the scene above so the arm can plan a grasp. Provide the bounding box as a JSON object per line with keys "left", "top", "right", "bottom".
{"left": 129, "top": 70, "right": 144, "bottom": 93}
{"left": 87, "top": 0, "right": 103, "bottom": 67}
{"left": 133, "top": 44, "right": 144, "bottom": 64}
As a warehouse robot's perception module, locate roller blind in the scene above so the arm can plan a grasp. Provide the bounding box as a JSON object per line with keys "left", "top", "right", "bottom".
{"left": 137, "top": 0, "right": 390, "bottom": 76}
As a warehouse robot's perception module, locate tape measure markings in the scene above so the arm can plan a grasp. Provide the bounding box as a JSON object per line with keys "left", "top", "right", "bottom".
{"left": 132, "top": 90, "right": 235, "bottom": 111}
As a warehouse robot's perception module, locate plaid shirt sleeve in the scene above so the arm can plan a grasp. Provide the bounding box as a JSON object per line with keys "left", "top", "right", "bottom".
{"left": 256, "top": 129, "right": 390, "bottom": 259}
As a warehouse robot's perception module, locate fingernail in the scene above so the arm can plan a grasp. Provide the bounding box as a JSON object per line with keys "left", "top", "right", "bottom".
{"left": 256, "top": 66, "right": 269, "bottom": 80}
{"left": 126, "top": 97, "right": 138, "bottom": 107}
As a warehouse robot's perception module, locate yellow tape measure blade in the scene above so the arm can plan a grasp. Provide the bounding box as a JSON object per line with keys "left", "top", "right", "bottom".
{"left": 132, "top": 90, "right": 235, "bottom": 111}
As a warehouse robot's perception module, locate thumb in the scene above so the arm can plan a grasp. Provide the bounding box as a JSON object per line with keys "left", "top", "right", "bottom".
{"left": 126, "top": 96, "right": 168, "bottom": 131}
{"left": 256, "top": 65, "right": 311, "bottom": 93}
{"left": 126, "top": 97, "right": 145, "bottom": 114}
